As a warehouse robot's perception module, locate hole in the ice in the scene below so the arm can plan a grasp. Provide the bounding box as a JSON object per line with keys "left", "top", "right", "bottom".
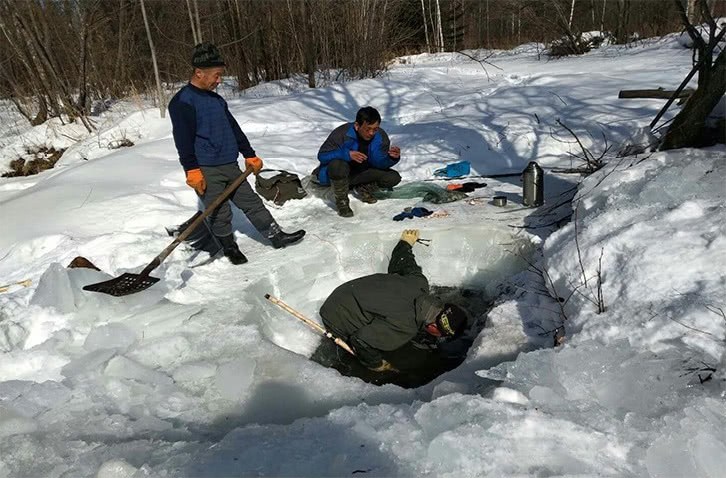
{"left": 251, "top": 226, "right": 535, "bottom": 389}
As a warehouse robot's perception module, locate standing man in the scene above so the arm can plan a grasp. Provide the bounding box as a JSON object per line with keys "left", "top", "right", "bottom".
{"left": 315, "top": 106, "right": 402, "bottom": 217}
{"left": 169, "top": 43, "right": 305, "bottom": 265}
{"left": 319, "top": 229, "right": 468, "bottom": 372}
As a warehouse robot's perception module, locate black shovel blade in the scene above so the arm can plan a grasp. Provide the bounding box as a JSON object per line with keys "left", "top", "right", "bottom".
{"left": 83, "top": 272, "right": 160, "bottom": 297}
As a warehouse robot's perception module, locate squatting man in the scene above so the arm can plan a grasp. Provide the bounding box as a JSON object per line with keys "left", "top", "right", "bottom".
{"left": 314, "top": 106, "right": 402, "bottom": 217}
{"left": 320, "top": 229, "right": 468, "bottom": 372}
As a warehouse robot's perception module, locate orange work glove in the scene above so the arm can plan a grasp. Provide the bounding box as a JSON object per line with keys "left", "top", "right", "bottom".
{"left": 185, "top": 168, "right": 206, "bottom": 196}
{"left": 245, "top": 156, "right": 263, "bottom": 175}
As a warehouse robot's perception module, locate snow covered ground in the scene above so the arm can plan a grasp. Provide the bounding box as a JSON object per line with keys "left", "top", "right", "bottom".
{"left": 1, "top": 34, "right": 725, "bottom": 477}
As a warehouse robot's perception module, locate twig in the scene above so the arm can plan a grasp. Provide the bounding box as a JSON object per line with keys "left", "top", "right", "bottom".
{"left": 596, "top": 247, "right": 605, "bottom": 313}
{"left": 573, "top": 202, "right": 587, "bottom": 288}
{"left": 454, "top": 50, "right": 502, "bottom": 81}
{"left": 0, "top": 279, "right": 32, "bottom": 293}
{"left": 667, "top": 316, "right": 718, "bottom": 338}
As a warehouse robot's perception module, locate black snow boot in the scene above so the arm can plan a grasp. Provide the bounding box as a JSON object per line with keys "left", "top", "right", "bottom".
{"left": 217, "top": 234, "right": 248, "bottom": 265}
{"left": 331, "top": 179, "right": 354, "bottom": 217}
{"left": 267, "top": 222, "right": 306, "bottom": 249}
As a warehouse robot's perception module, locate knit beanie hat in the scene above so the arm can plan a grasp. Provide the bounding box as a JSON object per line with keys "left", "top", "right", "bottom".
{"left": 192, "top": 42, "right": 226, "bottom": 68}
{"left": 436, "top": 303, "right": 468, "bottom": 337}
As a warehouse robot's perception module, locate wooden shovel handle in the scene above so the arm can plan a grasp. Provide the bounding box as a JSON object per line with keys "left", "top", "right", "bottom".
{"left": 138, "top": 166, "right": 254, "bottom": 277}
{"left": 265, "top": 294, "right": 356, "bottom": 356}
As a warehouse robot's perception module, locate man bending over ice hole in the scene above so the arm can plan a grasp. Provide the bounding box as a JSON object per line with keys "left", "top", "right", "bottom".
{"left": 319, "top": 229, "right": 468, "bottom": 372}
{"left": 313, "top": 106, "right": 402, "bottom": 217}
{"left": 169, "top": 42, "right": 305, "bottom": 265}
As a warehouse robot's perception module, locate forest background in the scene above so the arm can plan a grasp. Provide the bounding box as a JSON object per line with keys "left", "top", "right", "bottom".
{"left": 2, "top": 0, "right": 723, "bottom": 131}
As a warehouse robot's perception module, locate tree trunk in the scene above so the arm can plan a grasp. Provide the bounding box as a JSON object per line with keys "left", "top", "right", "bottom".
{"left": 302, "top": 0, "right": 316, "bottom": 88}
{"left": 186, "top": 0, "right": 199, "bottom": 45}
{"left": 140, "top": 0, "right": 165, "bottom": 118}
{"left": 114, "top": 0, "right": 126, "bottom": 93}
{"left": 193, "top": 0, "right": 202, "bottom": 42}
{"left": 686, "top": 0, "right": 698, "bottom": 23}
{"left": 569, "top": 0, "right": 577, "bottom": 29}
{"left": 76, "top": 7, "right": 90, "bottom": 115}
{"left": 421, "top": 0, "right": 430, "bottom": 52}
{"left": 661, "top": 48, "right": 726, "bottom": 150}
{"left": 435, "top": 0, "right": 444, "bottom": 52}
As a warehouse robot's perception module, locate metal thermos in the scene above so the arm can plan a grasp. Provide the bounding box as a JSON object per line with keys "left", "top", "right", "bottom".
{"left": 522, "top": 161, "right": 544, "bottom": 207}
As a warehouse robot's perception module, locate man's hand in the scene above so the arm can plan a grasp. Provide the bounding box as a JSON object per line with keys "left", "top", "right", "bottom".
{"left": 389, "top": 146, "right": 401, "bottom": 159}
{"left": 369, "top": 360, "right": 399, "bottom": 373}
{"left": 400, "top": 229, "right": 420, "bottom": 246}
{"left": 349, "top": 151, "right": 368, "bottom": 163}
{"left": 185, "top": 168, "right": 206, "bottom": 196}
{"left": 245, "top": 156, "right": 263, "bottom": 175}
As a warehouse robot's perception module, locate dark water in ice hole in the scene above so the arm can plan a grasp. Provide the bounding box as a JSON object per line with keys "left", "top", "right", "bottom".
{"left": 310, "top": 286, "right": 493, "bottom": 388}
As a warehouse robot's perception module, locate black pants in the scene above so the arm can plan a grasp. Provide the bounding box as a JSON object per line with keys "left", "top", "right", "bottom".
{"left": 327, "top": 159, "right": 401, "bottom": 188}
{"left": 199, "top": 162, "right": 274, "bottom": 237}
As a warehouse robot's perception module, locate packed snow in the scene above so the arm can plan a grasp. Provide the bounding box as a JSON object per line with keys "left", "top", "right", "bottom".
{"left": 1, "top": 34, "right": 725, "bottom": 477}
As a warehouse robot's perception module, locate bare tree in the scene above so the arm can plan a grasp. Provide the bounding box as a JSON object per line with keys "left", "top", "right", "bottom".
{"left": 435, "top": 0, "right": 445, "bottom": 52}
{"left": 661, "top": 0, "right": 726, "bottom": 150}
{"left": 569, "top": 0, "right": 577, "bottom": 29}
{"left": 185, "top": 0, "right": 199, "bottom": 45}
{"left": 421, "top": 0, "right": 431, "bottom": 52}
{"left": 139, "top": 0, "right": 165, "bottom": 118}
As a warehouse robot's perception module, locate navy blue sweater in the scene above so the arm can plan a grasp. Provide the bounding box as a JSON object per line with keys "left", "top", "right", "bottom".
{"left": 168, "top": 83, "right": 255, "bottom": 171}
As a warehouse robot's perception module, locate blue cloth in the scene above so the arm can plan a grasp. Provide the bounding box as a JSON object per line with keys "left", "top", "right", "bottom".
{"left": 316, "top": 123, "right": 399, "bottom": 186}
{"left": 393, "top": 207, "right": 433, "bottom": 221}
{"left": 169, "top": 83, "right": 255, "bottom": 171}
{"left": 434, "top": 161, "right": 471, "bottom": 178}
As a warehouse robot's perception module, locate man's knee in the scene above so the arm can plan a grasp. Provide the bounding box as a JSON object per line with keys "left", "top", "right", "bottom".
{"left": 208, "top": 203, "right": 233, "bottom": 235}
{"left": 379, "top": 169, "right": 401, "bottom": 188}
{"left": 327, "top": 159, "right": 351, "bottom": 180}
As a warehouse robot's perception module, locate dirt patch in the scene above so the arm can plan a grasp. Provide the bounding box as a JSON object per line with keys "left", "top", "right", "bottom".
{"left": 2, "top": 147, "right": 65, "bottom": 177}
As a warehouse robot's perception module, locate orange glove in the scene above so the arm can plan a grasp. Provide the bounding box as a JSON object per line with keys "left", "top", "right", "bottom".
{"left": 185, "top": 168, "right": 206, "bottom": 196}
{"left": 245, "top": 156, "right": 263, "bottom": 175}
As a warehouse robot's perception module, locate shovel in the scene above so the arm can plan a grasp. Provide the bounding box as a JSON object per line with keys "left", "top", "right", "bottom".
{"left": 83, "top": 167, "right": 253, "bottom": 297}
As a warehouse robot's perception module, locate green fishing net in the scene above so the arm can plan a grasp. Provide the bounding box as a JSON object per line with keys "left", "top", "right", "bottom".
{"left": 373, "top": 182, "right": 468, "bottom": 204}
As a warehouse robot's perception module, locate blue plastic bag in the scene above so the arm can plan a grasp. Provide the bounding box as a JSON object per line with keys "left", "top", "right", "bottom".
{"left": 433, "top": 161, "right": 471, "bottom": 178}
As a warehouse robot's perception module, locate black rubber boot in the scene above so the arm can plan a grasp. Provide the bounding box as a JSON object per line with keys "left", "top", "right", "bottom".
{"left": 216, "top": 234, "right": 248, "bottom": 265}
{"left": 267, "top": 223, "right": 306, "bottom": 249}
{"left": 331, "top": 179, "right": 353, "bottom": 217}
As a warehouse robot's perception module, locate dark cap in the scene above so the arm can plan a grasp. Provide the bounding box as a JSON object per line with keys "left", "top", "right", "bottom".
{"left": 436, "top": 303, "right": 468, "bottom": 337}
{"left": 192, "top": 42, "right": 226, "bottom": 68}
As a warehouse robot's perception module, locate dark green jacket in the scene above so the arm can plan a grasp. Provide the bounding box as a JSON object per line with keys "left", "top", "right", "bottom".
{"left": 320, "top": 241, "right": 443, "bottom": 368}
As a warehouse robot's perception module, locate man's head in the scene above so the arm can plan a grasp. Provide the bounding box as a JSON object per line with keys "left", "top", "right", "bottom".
{"left": 190, "top": 42, "right": 226, "bottom": 91}
{"left": 424, "top": 303, "right": 468, "bottom": 338}
{"left": 354, "top": 106, "right": 382, "bottom": 141}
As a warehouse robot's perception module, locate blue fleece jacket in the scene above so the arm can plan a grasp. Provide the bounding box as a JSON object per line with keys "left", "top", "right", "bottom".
{"left": 168, "top": 83, "right": 255, "bottom": 171}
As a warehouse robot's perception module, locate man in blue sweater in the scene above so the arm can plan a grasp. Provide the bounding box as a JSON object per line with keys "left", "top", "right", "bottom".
{"left": 315, "top": 107, "right": 401, "bottom": 217}
{"left": 169, "top": 43, "right": 305, "bottom": 265}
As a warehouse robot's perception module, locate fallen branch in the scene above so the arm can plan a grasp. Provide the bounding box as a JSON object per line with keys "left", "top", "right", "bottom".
{"left": 618, "top": 88, "right": 694, "bottom": 99}
{"left": 0, "top": 279, "right": 32, "bottom": 294}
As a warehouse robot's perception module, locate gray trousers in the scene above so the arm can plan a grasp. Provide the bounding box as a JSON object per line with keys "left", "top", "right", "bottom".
{"left": 200, "top": 162, "right": 274, "bottom": 237}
